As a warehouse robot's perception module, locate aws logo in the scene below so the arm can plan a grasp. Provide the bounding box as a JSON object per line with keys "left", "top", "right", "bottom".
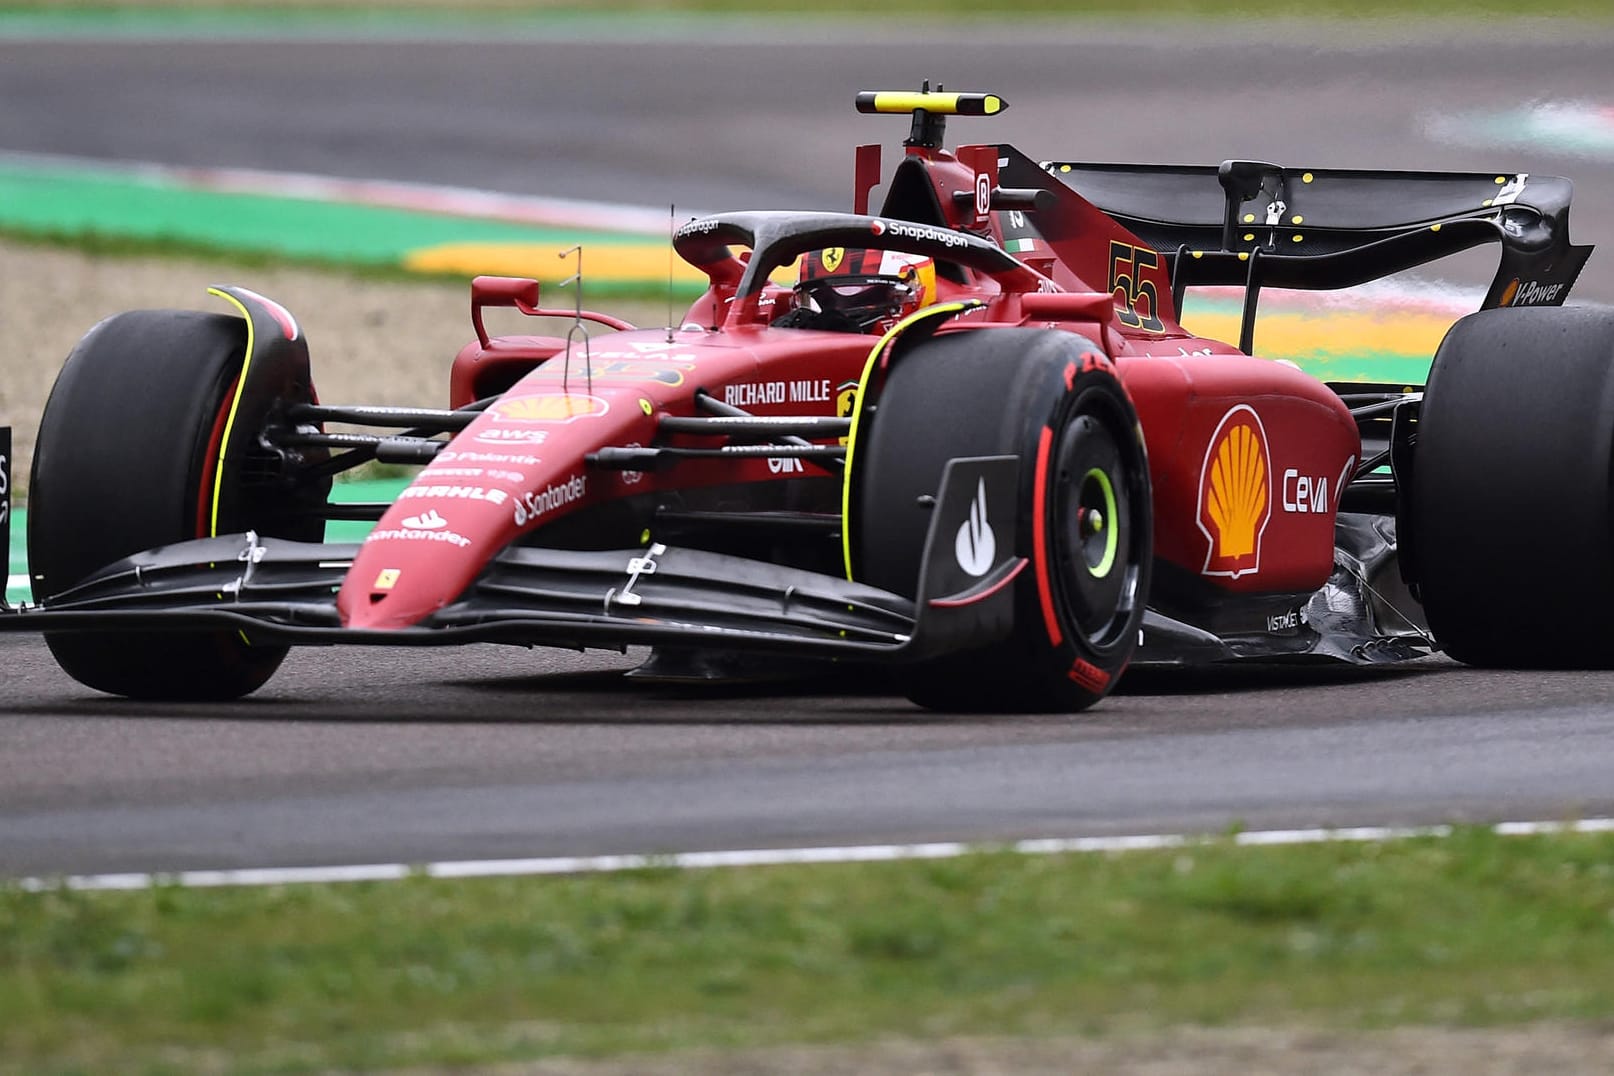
{"left": 1195, "top": 405, "right": 1271, "bottom": 579}
{"left": 491, "top": 394, "right": 609, "bottom": 424}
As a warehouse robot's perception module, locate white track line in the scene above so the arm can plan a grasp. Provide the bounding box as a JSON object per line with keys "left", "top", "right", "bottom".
{"left": 18, "top": 818, "right": 1614, "bottom": 893}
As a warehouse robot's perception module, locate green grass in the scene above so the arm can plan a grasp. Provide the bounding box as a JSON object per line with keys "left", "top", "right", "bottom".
{"left": 7, "top": 828, "right": 1614, "bottom": 1073}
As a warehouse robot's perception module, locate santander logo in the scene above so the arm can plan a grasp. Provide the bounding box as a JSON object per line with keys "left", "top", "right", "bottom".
{"left": 401, "top": 509, "right": 448, "bottom": 531}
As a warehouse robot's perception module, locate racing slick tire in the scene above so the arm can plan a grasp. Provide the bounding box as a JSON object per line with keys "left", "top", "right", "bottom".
{"left": 1410, "top": 305, "right": 1614, "bottom": 667}
{"left": 854, "top": 328, "right": 1152, "bottom": 712}
{"left": 29, "top": 309, "right": 318, "bottom": 699}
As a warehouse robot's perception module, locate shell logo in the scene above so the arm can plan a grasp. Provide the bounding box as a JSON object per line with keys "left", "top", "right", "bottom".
{"left": 1195, "top": 404, "right": 1272, "bottom": 579}
{"left": 491, "top": 394, "right": 610, "bottom": 424}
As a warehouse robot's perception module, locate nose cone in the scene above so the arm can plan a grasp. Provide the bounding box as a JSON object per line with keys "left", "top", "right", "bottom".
{"left": 338, "top": 491, "right": 512, "bottom": 630}
{"left": 335, "top": 388, "right": 619, "bottom": 631}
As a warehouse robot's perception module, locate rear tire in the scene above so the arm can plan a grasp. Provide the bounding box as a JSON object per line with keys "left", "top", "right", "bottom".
{"left": 1410, "top": 305, "right": 1614, "bottom": 667}
{"left": 854, "top": 329, "right": 1152, "bottom": 712}
{"left": 29, "top": 309, "right": 317, "bottom": 699}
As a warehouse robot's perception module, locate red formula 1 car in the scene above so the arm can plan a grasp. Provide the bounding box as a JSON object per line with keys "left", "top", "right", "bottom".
{"left": 2, "top": 90, "right": 1608, "bottom": 710}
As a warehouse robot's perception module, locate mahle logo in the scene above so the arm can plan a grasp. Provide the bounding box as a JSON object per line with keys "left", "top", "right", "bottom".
{"left": 1195, "top": 405, "right": 1271, "bottom": 579}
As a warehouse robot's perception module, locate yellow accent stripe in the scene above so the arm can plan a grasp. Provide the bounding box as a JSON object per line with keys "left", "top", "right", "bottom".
{"left": 839, "top": 301, "right": 979, "bottom": 581}
{"left": 204, "top": 287, "right": 257, "bottom": 538}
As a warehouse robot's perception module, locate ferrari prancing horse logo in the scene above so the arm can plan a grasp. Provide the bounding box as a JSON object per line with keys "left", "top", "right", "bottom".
{"left": 821, "top": 247, "right": 845, "bottom": 272}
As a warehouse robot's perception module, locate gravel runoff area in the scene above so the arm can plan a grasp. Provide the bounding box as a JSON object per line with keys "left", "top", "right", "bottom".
{"left": 0, "top": 237, "right": 668, "bottom": 497}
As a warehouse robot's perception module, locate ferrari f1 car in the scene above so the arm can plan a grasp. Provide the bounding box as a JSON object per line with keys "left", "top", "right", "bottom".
{"left": 1, "top": 89, "right": 1607, "bottom": 710}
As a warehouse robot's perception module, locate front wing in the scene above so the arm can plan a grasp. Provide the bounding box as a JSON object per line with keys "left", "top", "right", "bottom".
{"left": 0, "top": 457, "right": 1025, "bottom": 664}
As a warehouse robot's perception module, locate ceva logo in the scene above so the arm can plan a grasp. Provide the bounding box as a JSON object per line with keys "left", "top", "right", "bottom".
{"left": 1195, "top": 405, "right": 1271, "bottom": 579}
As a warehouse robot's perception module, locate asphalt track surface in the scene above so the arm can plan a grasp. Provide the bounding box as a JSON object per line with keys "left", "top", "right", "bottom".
{"left": 5, "top": 22, "right": 1614, "bottom": 877}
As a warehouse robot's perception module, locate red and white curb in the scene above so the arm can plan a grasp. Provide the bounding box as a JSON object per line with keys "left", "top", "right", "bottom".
{"left": 18, "top": 818, "right": 1614, "bottom": 892}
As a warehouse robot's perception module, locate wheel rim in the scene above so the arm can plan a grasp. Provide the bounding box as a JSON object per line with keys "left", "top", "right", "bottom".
{"left": 1077, "top": 466, "right": 1119, "bottom": 579}
{"left": 1051, "top": 402, "right": 1145, "bottom": 650}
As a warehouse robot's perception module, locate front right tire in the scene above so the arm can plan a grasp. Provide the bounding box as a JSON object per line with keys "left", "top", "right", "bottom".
{"left": 853, "top": 328, "right": 1152, "bottom": 712}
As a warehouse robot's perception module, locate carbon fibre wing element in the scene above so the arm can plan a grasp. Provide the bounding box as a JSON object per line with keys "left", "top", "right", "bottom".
{"left": 1005, "top": 147, "right": 1592, "bottom": 305}
{"left": 0, "top": 457, "right": 1022, "bottom": 663}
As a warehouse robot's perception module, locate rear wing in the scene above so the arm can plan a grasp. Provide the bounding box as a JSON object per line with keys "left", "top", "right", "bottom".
{"left": 1023, "top": 153, "right": 1593, "bottom": 313}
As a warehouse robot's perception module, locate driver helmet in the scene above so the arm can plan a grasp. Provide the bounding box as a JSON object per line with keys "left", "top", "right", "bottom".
{"left": 794, "top": 247, "right": 936, "bottom": 332}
